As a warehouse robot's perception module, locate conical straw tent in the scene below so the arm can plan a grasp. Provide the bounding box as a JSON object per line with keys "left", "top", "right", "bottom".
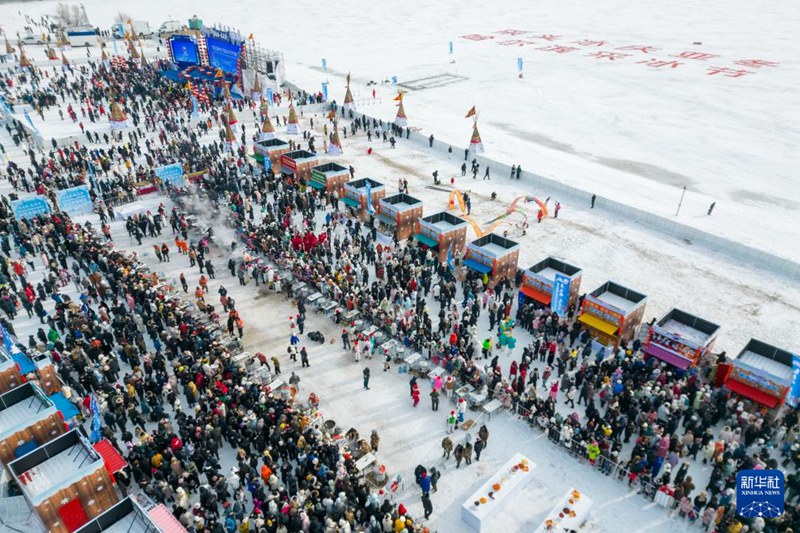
{"left": 260, "top": 114, "right": 276, "bottom": 140}
{"left": 61, "top": 51, "right": 70, "bottom": 66}
{"left": 328, "top": 127, "right": 343, "bottom": 156}
{"left": 394, "top": 92, "right": 407, "bottom": 127}
{"left": 252, "top": 73, "right": 262, "bottom": 96}
{"left": 469, "top": 122, "right": 484, "bottom": 153}
{"left": 343, "top": 71, "right": 356, "bottom": 110}
{"left": 5, "top": 36, "right": 15, "bottom": 54}
{"left": 259, "top": 95, "right": 270, "bottom": 117}
{"left": 127, "top": 39, "right": 139, "bottom": 60}
{"left": 109, "top": 101, "right": 129, "bottom": 130}
{"left": 139, "top": 47, "right": 148, "bottom": 67}
{"left": 18, "top": 48, "right": 32, "bottom": 68}
{"left": 286, "top": 104, "right": 299, "bottom": 135}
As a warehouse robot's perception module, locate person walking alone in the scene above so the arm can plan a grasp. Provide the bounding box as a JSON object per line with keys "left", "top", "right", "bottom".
{"left": 363, "top": 367, "right": 371, "bottom": 390}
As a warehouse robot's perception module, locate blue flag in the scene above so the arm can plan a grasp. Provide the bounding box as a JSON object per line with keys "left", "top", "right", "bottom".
{"left": 449, "top": 41, "right": 454, "bottom": 55}
{"left": 322, "top": 58, "right": 327, "bottom": 72}
{"left": 89, "top": 393, "right": 102, "bottom": 443}
{"left": 446, "top": 243, "right": 455, "bottom": 270}
{"left": 191, "top": 95, "right": 200, "bottom": 119}
{"left": 321, "top": 82, "right": 328, "bottom": 101}
{"left": 517, "top": 57, "right": 523, "bottom": 73}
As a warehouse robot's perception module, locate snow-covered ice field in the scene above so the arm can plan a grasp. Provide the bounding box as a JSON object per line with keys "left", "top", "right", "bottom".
{"left": 2, "top": 0, "right": 798, "bottom": 263}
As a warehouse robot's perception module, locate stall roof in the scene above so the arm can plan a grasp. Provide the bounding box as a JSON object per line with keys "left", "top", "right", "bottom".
{"left": 49, "top": 390, "right": 80, "bottom": 420}
{"left": 590, "top": 281, "right": 646, "bottom": 312}
{"left": 9, "top": 430, "right": 103, "bottom": 504}
{"left": 312, "top": 162, "right": 348, "bottom": 175}
{"left": 578, "top": 313, "right": 619, "bottom": 336}
{"left": 347, "top": 178, "right": 384, "bottom": 192}
{"left": 736, "top": 338, "right": 794, "bottom": 381}
{"left": 148, "top": 504, "right": 188, "bottom": 533}
{"left": 282, "top": 149, "right": 317, "bottom": 162}
{"left": 254, "top": 138, "right": 289, "bottom": 148}
{"left": 471, "top": 233, "right": 519, "bottom": 253}
{"left": 381, "top": 193, "right": 422, "bottom": 209}
{"left": 12, "top": 352, "right": 35, "bottom": 375}
{"left": 464, "top": 258, "right": 492, "bottom": 274}
{"left": 656, "top": 308, "right": 720, "bottom": 347}
{"left": 528, "top": 257, "right": 582, "bottom": 279}
{"left": 726, "top": 379, "right": 781, "bottom": 408}
{"left": 0, "top": 383, "right": 55, "bottom": 441}
{"left": 421, "top": 211, "right": 467, "bottom": 231}
{"left": 75, "top": 497, "right": 163, "bottom": 533}
{"left": 93, "top": 439, "right": 128, "bottom": 475}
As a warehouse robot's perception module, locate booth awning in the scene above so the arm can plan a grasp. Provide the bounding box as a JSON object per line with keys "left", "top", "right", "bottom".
{"left": 149, "top": 504, "right": 188, "bottom": 533}
{"left": 578, "top": 313, "right": 618, "bottom": 336}
{"left": 645, "top": 343, "right": 692, "bottom": 370}
{"left": 12, "top": 353, "right": 35, "bottom": 375}
{"left": 726, "top": 379, "right": 781, "bottom": 408}
{"left": 341, "top": 197, "right": 359, "bottom": 208}
{"left": 49, "top": 391, "right": 80, "bottom": 420}
{"left": 464, "top": 258, "right": 492, "bottom": 274}
{"left": 93, "top": 439, "right": 128, "bottom": 474}
{"left": 376, "top": 214, "right": 397, "bottom": 226}
{"left": 308, "top": 180, "right": 325, "bottom": 190}
{"left": 414, "top": 233, "right": 438, "bottom": 248}
{"left": 520, "top": 285, "right": 551, "bottom": 305}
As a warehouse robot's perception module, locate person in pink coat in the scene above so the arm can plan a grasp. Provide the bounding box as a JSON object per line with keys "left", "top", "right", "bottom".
{"left": 549, "top": 381, "right": 559, "bottom": 401}
{"left": 432, "top": 375, "right": 444, "bottom": 393}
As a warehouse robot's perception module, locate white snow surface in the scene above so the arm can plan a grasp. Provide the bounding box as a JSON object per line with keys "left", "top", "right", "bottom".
{"left": 2, "top": 0, "right": 798, "bottom": 262}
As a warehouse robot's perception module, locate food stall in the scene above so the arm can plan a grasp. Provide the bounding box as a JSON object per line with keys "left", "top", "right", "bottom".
{"left": 0, "top": 383, "right": 67, "bottom": 468}
{"left": 9, "top": 430, "right": 119, "bottom": 533}
{"left": 0, "top": 344, "right": 25, "bottom": 394}
{"left": 377, "top": 193, "right": 423, "bottom": 241}
{"left": 253, "top": 137, "right": 290, "bottom": 173}
{"left": 280, "top": 150, "right": 319, "bottom": 183}
{"left": 343, "top": 178, "right": 386, "bottom": 221}
{"left": 519, "top": 257, "right": 582, "bottom": 314}
{"left": 578, "top": 281, "right": 647, "bottom": 347}
{"left": 644, "top": 308, "right": 721, "bottom": 370}
{"left": 310, "top": 162, "right": 350, "bottom": 197}
{"left": 75, "top": 496, "right": 187, "bottom": 533}
{"left": 464, "top": 233, "right": 520, "bottom": 285}
{"left": 461, "top": 453, "right": 535, "bottom": 532}
{"left": 415, "top": 211, "right": 468, "bottom": 264}
{"left": 722, "top": 339, "right": 797, "bottom": 410}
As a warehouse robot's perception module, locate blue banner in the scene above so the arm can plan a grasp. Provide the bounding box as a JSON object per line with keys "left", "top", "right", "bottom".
{"left": 787, "top": 355, "right": 800, "bottom": 408}
{"left": 266, "top": 88, "right": 273, "bottom": 104}
{"left": 321, "top": 82, "right": 328, "bottom": 101}
{"left": 449, "top": 41, "right": 453, "bottom": 55}
{"left": 10, "top": 195, "right": 50, "bottom": 220}
{"left": 447, "top": 243, "right": 454, "bottom": 271}
{"left": 322, "top": 58, "right": 327, "bottom": 72}
{"left": 0, "top": 324, "right": 14, "bottom": 353}
{"left": 191, "top": 95, "right": 199, "bottom": 119}
{"left": 90, "top": 393, "right": 102, "bottom": 443}
{"left": 155, "top": 163, "right": 185, "bottom": 187}
{"left": 56, "top": 185, "right": 93, "bottom": 215}
{"left": 552, "top": 273, "right": 570, "bottom": 316}
{"left": 517, "top": 57, "right": 523, "bottom": 72}
{"left": 365, "top": 181, "right": 374, "bottom": 214}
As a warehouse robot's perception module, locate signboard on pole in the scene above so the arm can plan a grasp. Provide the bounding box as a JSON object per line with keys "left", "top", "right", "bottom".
{"left": 55, "top": 185, "right": 93, "bottom": 215}
{"left": 10, "top": 196, "right": 50, "bottom": 220}
{"left": 154, "top": 163, "right": 185, "bottom": 187}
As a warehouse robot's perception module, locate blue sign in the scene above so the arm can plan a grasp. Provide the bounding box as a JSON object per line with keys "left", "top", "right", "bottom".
{"left": 552, "top": 273, "right": 570, "bottom": 316}
{"left": 56, "top": 185, "right": 93, "bottom": 215}
{"left": 11, "top": 196, "right": 50, "bottom": 220}
{"left": 517, "top": 57, "right": 524, "bottom": 72}
{"left": 321, "top": 82, "right": 328, "bottom": 101}
{"left": 155, "top": 163, "right": 185, "bottom": 187}
{"left": 170, "top": 35, "right": 199, "bottom": 65}
{"left": 365, "top": 181, "right": 375, "bottom": 214}
{"left": 322, "top": 58, "right": 327, "bottom": 72}
{"left": 737, "top": 470, "right": 784, "bottom": 518}
{"left": 266, "top": 88, "right": 273, "bottom": 104}
{"left": 206, "top": 36, "right": 242, "bottom": 74}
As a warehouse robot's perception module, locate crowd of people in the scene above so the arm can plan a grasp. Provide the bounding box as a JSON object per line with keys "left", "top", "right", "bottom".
{"left": 0, "top": 28, "right": 798, "bottom": 533}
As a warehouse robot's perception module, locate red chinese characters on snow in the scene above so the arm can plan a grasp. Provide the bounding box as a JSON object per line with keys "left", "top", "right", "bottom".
{"left": 586, "top": 51, "right": 630, "bottom": 61}
{"left": 537, "top": 45, "right": 580, "bottom": 54}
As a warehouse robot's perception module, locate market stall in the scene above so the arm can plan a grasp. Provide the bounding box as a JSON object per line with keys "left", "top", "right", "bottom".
{"left": 377, "top": 193, "right": 423, "bottom": 241}
{"left": 253, "top": 138, "right": 290, "bottom": 172}
{"left": 464, "top": 233, "right": 520, "bottom": 285}
{"left": 0, "top": 383, "right": 67, "bottom": 468}
{"left": 461, "top": 453, "right": 535, "bottom": 532}
{"left": 519, "top": 257, "right": 582, "bottom": 315}
{"left": 644, "top": 308, "right": 720, "bottom": 370}
{"left": 578, "top": 281, "right": 647, "bottom": 347}
{"left": 416, "top": 211, "right": 468, "bottom": 264}
{"left": 280, "top": 150, "right": 318, "bottom": 184}
{"left": 721, "top": 339, "right": 798, "bottom": 409}
{"left": 343, "top": 178, "right": 385, "bottom": 221}
{"left": 9, "top": 430, "right": 119, "bottom": 533}
{"left": 0, "top": 345, "right": 24, "bottom": 394}
{"left": 535, "top": 488, "right": 593, "bottom": 532}
{"left": 310, "top": 162, "right": 350, "bottom": 197}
